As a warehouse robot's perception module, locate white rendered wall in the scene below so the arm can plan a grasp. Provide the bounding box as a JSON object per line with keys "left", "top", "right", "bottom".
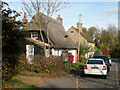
{"left": 52, "top": 49, "right": 62, "bottom": 56}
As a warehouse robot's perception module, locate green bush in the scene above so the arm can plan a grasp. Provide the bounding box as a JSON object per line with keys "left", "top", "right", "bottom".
{"left": 94, "top": 49, "right": 103, "bottom": 55}
{"left": 63, "top": 63, "right": 85, "bottom": 73}
{"left": 17, "top": 54, "right": 64, "bottom": 75}
{"left": 2, "top": 3, "right": 26, "bottom": 81}
{"left": 71, "top": 63, "right": 85, "bottom": 70}
{"left": 79, "top": 58, "right": 87, "bottom": 63}
{"left": 63, "top": 68, "right": 71, "bottom": 73}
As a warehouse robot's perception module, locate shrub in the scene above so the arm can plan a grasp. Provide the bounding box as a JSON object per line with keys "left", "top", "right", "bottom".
{"left": 17, "top": 54, "right": 64, "bottom": 75}
{"left": 94, "top": 49, "right": 103, "bottom": 55}
{"left": 71, "top": 63, "right": 85, "bottom": 70}
{"left": 2, "top": 3, "right": 26, "bottom": 81}
{"left": 63, "top": 63, "right": 85, "bottom": 73}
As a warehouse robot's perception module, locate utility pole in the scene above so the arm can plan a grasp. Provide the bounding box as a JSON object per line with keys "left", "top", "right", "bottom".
{"left": 77, "top": 14, "right": 81, "bottom": 63}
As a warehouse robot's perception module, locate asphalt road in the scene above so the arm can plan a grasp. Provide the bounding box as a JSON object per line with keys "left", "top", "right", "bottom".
{"left": 40, "top": 59, "right": 120, "bottom": 89}
{"left": 78, "top": 59, "right": 120, "bottom": 89}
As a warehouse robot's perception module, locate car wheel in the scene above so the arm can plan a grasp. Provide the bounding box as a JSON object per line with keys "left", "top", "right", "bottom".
{"left": 107, "top": 68, "right": 110, "bottom": 73}
{"left": 82, "top": 72, "right": 87, "bottom": 77}
{"left": 102, "top": 75, "right": 107, "bottom": 79}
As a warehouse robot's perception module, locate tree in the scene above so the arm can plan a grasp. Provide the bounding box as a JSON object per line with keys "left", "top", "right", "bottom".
{"left": 97, "top": 25, "right": 118, "bottom": 52}
{"left": 22, "top": 0, "right": 68, "bottom": 56}
{"left": 111, "top": 43, "right": 120, "bottom": 58}
{"left": 94, "top": 49, "right": 103, "bottom": 55}
{"left": 88, "top": 26, "right": 97, "bottom": 39}
{"left": 81, "top": 25, "right": 118, "bottom": 58}
{"left": 2, "top": 2, "right": 25, "bottom": 81}
{"left": 82, "top": 27, "right": 87, "bottom": 33}
{"left": 94, "top": 29, "right": 100, "bottom": 48}
{"left": 79, "top": 41, "right": 89, "bottom": 59}
{"left": 107, "top": 25, "right": 118, "bottom": 51}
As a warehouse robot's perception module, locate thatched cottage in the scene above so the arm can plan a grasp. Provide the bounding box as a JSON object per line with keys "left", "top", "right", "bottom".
{"left": 67, "top": 21, "right": 95, "bottom": 59}
{"left": 22, "top": 12, "right": 77, "bottom": 63}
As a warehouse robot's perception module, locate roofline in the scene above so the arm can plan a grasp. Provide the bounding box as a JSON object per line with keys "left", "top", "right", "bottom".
{"left": 52, "top": 47, "right": 77, "bottom": 50}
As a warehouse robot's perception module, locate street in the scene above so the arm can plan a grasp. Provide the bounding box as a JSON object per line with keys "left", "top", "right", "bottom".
{"left": 78, "top": 59, "right": 120, "bottom": 88}
{"left": 40, "top": 59, "right": 120, "bottom": 89}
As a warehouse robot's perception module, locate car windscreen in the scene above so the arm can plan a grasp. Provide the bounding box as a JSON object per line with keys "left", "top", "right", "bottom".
{"left": 93, "top": 56, "right": 108, "bottom": 61}
{"left": 87, "top": 60, "right": 103, "bottom": 64}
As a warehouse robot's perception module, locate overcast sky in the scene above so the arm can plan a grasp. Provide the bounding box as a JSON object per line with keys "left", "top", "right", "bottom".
{"left": 4, "top": 0, "right": 119, "bottom": 31}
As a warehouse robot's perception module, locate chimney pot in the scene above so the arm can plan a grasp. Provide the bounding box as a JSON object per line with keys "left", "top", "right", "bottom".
{"left": 57, "top": 14, "right": 63, "bottom": 25}
{"left": 58, "top": 14, "right": 60, "bottom": 17}
{"left": 23, "top": 12, "right": 28, "bottom": 23}
{"left": 24, "top": 12, "right": 26, "bottom": 18}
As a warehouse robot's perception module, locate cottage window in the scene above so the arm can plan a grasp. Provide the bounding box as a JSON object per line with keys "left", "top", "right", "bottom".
{"left": 71, "top": 30, "right": 74, "bottom": 34}
{"left": 26, "top": 45, "right": 34, "bottom": 62}
{"left": 27, "top": 45, "right": 34, "bottom": 55}
{"left": 31, "top": 32, "right": 38, "bottom": 39}
{"left": 46, "top": 49, "right": 49, "bottom": 57}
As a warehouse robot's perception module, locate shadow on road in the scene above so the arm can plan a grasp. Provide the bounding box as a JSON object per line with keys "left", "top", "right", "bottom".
{"left": 70, "top": 69, "right": 104, "bottom": 79}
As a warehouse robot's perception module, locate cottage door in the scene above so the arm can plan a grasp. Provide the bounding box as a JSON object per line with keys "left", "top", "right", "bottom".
{"left": 26, "top": 45, "right": 34, "bottom": 63}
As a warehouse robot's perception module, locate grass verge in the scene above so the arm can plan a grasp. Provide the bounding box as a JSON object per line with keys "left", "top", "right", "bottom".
{"left": 3, "top": 81, "right": 38, "bottom": 88}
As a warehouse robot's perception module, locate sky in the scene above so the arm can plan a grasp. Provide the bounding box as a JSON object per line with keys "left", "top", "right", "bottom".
{"left": 4, "top": 0, "right": 119, "bottom": 31}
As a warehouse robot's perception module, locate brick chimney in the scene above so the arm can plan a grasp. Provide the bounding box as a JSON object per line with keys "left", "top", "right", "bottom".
{"left": 77, "top": 22, "right": 82, "bottom": 33}
{"left": 22, "top": 12, "right": 28, "bottom": 24}
{"left": 57, "top": 14, "right": 63, "bottom": 25}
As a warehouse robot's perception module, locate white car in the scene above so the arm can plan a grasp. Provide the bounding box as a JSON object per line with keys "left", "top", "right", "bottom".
{"left": 84, "top": 58, "right": 107, "bottom": 79}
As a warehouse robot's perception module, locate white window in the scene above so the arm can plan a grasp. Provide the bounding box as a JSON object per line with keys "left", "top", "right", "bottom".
{"left": 46, "top": 49, "right": 49, "bottom": 57}
{"left": 26, "top": 45, "right": 34, "bottom": 63}
{"left": 28, "top": 45, "right": 34, "bottom": 55}
{"left": 52, "top": 49, "right": 62, "bottom": 56}
{"left": 31, "top": 32, "right": 38, "bottom": 38}
{"left": 70, "top": 30, "right": 74, "bottom": 34}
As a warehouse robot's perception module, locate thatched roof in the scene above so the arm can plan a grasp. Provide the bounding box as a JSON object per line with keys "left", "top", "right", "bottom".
{"left": 71, "top": 26, "right": 94, "bottom": 43}
{"left": 23, "top": 13, "right": 77, "bottom": 49}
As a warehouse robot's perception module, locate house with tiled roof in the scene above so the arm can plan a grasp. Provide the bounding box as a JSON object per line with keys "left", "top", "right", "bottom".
{"left": 67, "top": 22, "right": 95, "bottom": 59}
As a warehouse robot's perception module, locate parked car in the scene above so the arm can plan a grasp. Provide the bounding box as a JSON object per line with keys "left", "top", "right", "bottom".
{"left": 108, "top": 57, "right": 111, "bottom": 66}
{"left": 84, "top": 58, "right": 107, "bottom": 79}
{"left": 93, "top": 55, "right": 110, "bottom": 73}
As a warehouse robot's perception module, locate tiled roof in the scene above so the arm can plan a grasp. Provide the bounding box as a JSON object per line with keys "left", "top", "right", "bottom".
{"left": 72, "top": 26, "right": 94, "bottom": 43}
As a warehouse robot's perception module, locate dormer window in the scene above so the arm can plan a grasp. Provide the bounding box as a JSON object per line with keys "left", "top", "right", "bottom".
{"left": 31, "top": 32, "right": 38, "bottom": 39}
{"left": 71, "top": 30, "right": 74, "bottom": 34}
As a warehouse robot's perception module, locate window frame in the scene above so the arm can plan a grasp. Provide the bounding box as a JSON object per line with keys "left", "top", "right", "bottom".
{"left": 31, "top": 32, "right": 38, "bottom": 38}
{"left": 70, "top": 30, "right": 74, "bottom": 34}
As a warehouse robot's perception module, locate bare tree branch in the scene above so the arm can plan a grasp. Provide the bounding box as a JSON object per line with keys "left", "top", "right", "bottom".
{"left": 21, "top": 0, "right": 68, "bottom": 57}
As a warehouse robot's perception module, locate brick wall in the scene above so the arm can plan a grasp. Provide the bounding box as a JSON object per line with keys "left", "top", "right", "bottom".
{"left": 67, "top": 26, "right": 88, "bottom": 61}
{"left": 67, "top": 26, "right": 95, "bottom": 60}
{"left": 67, "top": 26, "right": 87, "bottom": 45}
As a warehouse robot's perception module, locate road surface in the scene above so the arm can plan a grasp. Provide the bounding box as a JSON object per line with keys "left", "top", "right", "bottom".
{"left": 40, "top": 59, "right": 120, "bottom": 89}
{"left": 78, "top": 59, "right": 120, "bottom": 89}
